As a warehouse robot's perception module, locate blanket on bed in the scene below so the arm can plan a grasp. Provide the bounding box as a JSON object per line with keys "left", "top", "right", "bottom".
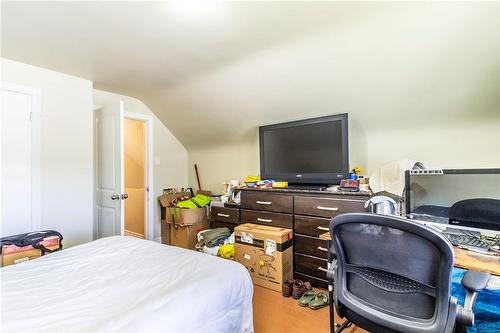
{"left": 1, "top": 236, "right": 254, "bottom": 333}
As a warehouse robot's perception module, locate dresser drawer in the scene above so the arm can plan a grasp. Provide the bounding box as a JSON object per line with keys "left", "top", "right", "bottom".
{"left": 210, "top": 206, "right": 239, "bottom": 224}
{"left": 295, "top": 196, "right": 368, "bottom": 218}
{"left": 240, "top": 209, "right": 293, "bottom": 229}
{"left": 295, "top": 253, "right": 329, "bottom": 280}
{"left": 294, "top": 234, "right": 329, "bottom": 259}
{"left": 241, "top": 191, "right": 293, "bottom": 213}
{"left": 294, "top": 215, "right": 331, "bottom": 237}
{"left": 294, "top": 272, "right": 327, "bottom": 289}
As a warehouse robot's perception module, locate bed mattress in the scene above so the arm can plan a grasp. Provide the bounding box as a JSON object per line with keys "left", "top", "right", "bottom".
{"left": 1, "top": 236, "right": 254, "bottom": 333}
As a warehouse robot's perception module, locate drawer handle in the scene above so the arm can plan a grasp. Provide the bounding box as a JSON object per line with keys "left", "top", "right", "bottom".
{"left": 318, "top": 266, "right": 328, "bottom": 273}
{"left": 317, "top": 246, "right": 328, "bottom": 252}
{"left": 217, "top": 213, "right": 230, "bottom": 218}
{"left": 317, "top": 206, "right": 339, "bottom": 211}
{"left": 317, "top": 226, "right": 329, "bottom": 231}
{"left": 257, "top": 218, "right": 272, "bottom": 223}
{"left": 256, "top": 201, "right": 272, "bottom": 205}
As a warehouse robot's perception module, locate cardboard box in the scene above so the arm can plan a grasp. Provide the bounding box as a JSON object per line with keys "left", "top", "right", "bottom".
{"left": 169, "top": 220, "right": 210, "bottom": 250}
{"left": 234, "top": 223, "right": 293, "bottom": 292}
{"left": 166, "top": 206, "right": 208, "bottom": 226}
{"left": 158, "top": 192, "right": 190, "bottom": 222}
{"left": 1, "top": 236, "right": 61, "bottom": 267}
{"left": 158, "top": 192, "right": 208, "bottom": 226}
{"left": 161, "top": 220, "right": 170, "bottom": 245}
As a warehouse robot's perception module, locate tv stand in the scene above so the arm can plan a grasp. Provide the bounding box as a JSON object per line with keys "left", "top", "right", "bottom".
{"left": 239, "top": 187, "right": 371, "bottom": 288}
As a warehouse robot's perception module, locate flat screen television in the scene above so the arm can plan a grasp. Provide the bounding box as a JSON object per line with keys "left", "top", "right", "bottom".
{"left": 259, "top": 113, "right": 349, "bottom": 185}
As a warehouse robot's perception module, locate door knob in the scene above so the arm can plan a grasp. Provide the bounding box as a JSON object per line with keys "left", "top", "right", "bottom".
{"left": 121, "top": 194, "right": 129, "bottom": 200}
{"left": 111, "top": 194, "right": 120, "bottom": 200}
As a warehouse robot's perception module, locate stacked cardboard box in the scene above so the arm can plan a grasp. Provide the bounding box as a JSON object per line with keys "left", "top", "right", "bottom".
{"left": 234, "top": 223, "right": 293, "bottom": 292}
{"left": 158, "top": 192, "right": 209, "bottom": 250}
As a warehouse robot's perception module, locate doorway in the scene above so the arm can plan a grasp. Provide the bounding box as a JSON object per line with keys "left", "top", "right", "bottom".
{"left": 94, "top": 101, "right": 154, "bottom": 240}
{"left": 1, "top": 82, "right": 40, "bottom": 237}
{"left": 123, "top": 118, "right": 146, "bottom": 239}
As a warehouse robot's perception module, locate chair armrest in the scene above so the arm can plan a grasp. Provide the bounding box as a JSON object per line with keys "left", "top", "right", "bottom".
{"left": 456, "top": 270, "right": 491, "bottom": 327}
{"left": 461, "top": 270, "right": 490, "bottom": 293}
{"left": 326, "top": 259, "right": 337, "bottom": 282}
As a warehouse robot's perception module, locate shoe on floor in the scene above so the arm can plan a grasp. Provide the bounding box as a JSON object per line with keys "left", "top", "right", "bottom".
{"left": 282, "top": 278, "right": 295, "bottom": 297}
{"left": 292, "top": 280, "right": 312, "bottom": 299}
{"left": 298, "top": 291, "right": 318, "bottom": 307}
{"left": 308, "top": 292, "right": 329, "bottom": 310}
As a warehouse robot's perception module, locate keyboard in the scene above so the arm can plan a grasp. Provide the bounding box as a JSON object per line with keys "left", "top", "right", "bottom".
{"left": 443, "top": 233, "right": 494, "bottom": 253}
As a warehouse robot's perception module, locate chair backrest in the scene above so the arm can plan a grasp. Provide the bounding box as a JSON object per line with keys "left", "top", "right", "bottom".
{"left": 330, "top": 213, "right": 456, "bottom": 333}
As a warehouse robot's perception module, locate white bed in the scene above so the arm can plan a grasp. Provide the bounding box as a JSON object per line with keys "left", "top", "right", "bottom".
{"left": 0, "top": 236, "right": 254, "bottom": 333}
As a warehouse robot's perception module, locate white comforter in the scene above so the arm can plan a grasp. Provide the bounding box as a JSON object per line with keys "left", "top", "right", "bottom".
{"left": 0, "top": 236, "right": 254, "bottom": 333}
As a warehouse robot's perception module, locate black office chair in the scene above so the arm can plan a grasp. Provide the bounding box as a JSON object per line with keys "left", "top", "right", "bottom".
{"left": 327, "top": 213, "right": 491, "bottom": 333}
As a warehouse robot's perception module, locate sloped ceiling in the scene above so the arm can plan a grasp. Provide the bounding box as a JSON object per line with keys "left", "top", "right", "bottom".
{"left": 2, "top": 1, "right": 499, "bottom": 149}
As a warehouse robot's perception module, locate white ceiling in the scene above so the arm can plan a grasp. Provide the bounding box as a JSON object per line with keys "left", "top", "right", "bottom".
{"left": 2, "top": 1, "right": 499, "bottom": 148}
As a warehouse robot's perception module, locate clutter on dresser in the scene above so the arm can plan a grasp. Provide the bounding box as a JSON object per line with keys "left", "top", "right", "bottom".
{"left": 0, "top": 230, "right": 63, "bottom": 267}
{"left": 220, "top": 179, "right": 242, "bottom": 205}
{"left": 244, "top": 175, "right": 288, "bottom": 189}
{"left": 339, "top": 179, "right": 359, "bottom": 192}
{"left": 244, "top": 175, "right": 260, "bottom": 187}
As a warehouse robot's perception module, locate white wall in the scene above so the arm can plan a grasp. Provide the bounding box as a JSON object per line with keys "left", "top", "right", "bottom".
{"left": 179, "top": 3, "right": 500, "bottom": 192}
{"left": 93, "top": 90, "right": 188, "bottom": 242}
{"left": 1, "top": 58, "right": 94, "bottom": 247}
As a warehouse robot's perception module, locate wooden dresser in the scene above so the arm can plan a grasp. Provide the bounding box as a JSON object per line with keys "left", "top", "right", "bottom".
{"left": 240, "top": 187, "right": 371, "bottom": 288}
{"left": 210, "top": 205, "right": 241, "bottom": 232}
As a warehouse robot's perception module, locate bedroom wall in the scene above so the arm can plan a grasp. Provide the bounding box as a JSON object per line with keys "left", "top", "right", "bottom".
{"left": 93, "top": 90, "right": 188, "bottom": 242}
{"left": 1, "top": 58, "right": 94, "bottom": 247}
{"left": 183, "top": 3, "right": 500, "bottom": 193}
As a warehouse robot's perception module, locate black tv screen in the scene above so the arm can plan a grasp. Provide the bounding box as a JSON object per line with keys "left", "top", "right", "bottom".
{"left": 259, "top": 114, "right": 349, "bottom": 184}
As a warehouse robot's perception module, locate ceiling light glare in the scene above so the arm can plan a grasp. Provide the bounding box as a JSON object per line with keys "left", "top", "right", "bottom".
{"left": 168, "top": 0, "right": 225, "bottom": 22}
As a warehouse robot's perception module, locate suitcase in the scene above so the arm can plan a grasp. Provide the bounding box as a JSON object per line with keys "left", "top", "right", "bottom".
{"left": 0, "top": 230, "right": 63, "bottom": 266}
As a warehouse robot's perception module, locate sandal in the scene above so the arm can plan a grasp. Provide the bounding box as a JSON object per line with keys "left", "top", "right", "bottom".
{"left": 292, "top": 280, "right": 312, "bottom": 299}
{"left": 298, "top": 291, "right": 318, "bottom": 307}
{"left": 282, "top": 278, "right": 295, "bottom": 297}
{"left": 308, "top": 292, "right": 329, "bottom": 310}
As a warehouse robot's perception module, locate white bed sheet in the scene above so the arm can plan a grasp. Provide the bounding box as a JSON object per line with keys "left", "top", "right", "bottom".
{"left": 0, "top": 236, "right": 254, "bottom": 333}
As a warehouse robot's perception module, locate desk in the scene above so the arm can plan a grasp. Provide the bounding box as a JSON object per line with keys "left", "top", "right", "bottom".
{"left": 319, "top": 232, "right": 500, "bottom": 276}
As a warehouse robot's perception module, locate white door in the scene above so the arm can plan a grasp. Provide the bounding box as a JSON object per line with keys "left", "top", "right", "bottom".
{"left": 95, "top": 101, "right": 124, "bottom": 238}
{"left": 0, "top": 84, "right": 40, "bottom": 237}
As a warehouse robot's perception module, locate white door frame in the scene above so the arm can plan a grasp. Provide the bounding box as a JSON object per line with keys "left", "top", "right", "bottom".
{"left": 1, "top": 82, "right": 41, "bottom": 232}
{"left": 122, "top": 111, "right": 154, "bottom": 241}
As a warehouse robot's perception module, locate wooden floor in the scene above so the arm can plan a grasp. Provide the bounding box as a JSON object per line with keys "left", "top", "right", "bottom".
{"left": 253, "top": 285, "right": 366, "bottom": 333}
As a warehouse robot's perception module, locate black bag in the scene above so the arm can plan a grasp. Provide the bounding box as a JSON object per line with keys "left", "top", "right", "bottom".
{"left": 449, "top": 199, "right": 500, "bottom": 231}
{"left": 0, "top": 230, "right": 63, "bottom": 255}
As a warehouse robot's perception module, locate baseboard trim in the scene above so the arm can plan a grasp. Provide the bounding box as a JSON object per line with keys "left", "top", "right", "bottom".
{"left": 124, "top": 229, "right": 145, "bottom": 239}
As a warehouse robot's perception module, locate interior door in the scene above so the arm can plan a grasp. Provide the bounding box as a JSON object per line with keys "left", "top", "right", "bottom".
{"left": 95, "top": 101, "right": 124, "bottom": 238}
{"left": 1, "top": 86, "right": 34, "bottom": 237}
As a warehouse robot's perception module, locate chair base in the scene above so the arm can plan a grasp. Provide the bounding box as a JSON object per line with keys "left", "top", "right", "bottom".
{"left": 334, "top": 320, "right": 352, "bottom": 333}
